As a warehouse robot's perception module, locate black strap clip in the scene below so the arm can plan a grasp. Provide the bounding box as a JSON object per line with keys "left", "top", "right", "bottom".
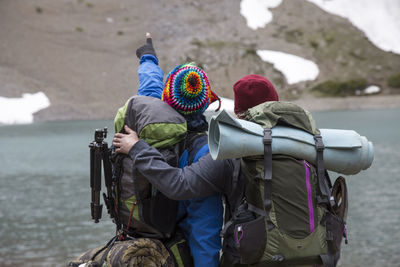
{"left": 263, "top": 128, "right": 272, "bottom": 145}
{"left": 314, "top": 134, "right": 324, "bottom": 151}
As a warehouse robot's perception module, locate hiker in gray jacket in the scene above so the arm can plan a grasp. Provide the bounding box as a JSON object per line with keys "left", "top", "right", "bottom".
{"left": 113, "top": 74, "right": 280, "bottom": 265}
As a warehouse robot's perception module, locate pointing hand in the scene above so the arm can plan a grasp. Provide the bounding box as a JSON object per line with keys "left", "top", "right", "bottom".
{"left": 136, "top": 32, "right": 156, "bottom": 59}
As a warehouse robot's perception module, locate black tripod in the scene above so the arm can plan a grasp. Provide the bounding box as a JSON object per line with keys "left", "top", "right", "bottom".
{"left": 89, "top": 127, "right": 113, "bottom": 223}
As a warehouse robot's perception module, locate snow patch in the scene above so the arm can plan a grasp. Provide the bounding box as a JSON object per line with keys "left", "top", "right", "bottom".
{"left": 364, "top": 85, "right": 381, "bottom": 95}
{"left": 240, "top": 0, "right": 282, "bottom": 30}
{"left": 306, "top": 0, "right": 400, "bottom": 54}
{"left": 256, "top": 50, "right": 320, "bottom": 84}
{"left": 0, "top": 92, "right": 50, "bottom": 125}
{"left": 355, "top": 85, "right": 381, "bottom": 96}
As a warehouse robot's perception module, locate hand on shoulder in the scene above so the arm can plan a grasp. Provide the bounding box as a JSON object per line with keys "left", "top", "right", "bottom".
{"left": 113, "top": 125, "right": 139, "bottom": 154}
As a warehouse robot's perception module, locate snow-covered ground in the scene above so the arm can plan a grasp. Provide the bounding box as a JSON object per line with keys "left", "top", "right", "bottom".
{"left": 240, "top": 0, "right": 282, "bottom": 30}
{"left": 239, "top": 0, "right": 399, "bottom": 90}
{"left": 0, "top": 92, "right": 50, "bottom": 125}
{"left": 240, "top": 0, "right": 400, "bottom": 55}
{"left": 306, "top": 0, "right": 400, "bottom": 55}
{"left": 257, "top": 50, "right": 320, "bottom": 84}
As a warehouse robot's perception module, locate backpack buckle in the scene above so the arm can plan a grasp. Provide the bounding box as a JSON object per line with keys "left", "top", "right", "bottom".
{"left": 326, "top": 230, "right": 334, "bottom": 241}
{"left": 329, "top": 196, "right": 336, "bottom": 207}
{"left": 263, "top": 128, "right": 272, "bottom": 145}
{"left": 314, "top": 135, "right": 324, "bottom": 151}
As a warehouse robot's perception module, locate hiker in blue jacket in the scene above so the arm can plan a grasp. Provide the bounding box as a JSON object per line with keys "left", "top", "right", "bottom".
{"left": 134, "top": 33, "right": 223, "bottom": 267}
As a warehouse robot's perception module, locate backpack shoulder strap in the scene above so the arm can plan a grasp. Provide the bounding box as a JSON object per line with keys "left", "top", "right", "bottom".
{"left": 225, "top": 158, "right": 243, "bottom": 212}
{"left": 180, "top": 132, "right": 208, "bottom": 167}
{"left": 314, "top": 134, "right": 334, "bottom": 207}
{"left": 189, "top": 134, "right": 208, "bottom": 164}
{"left": 109, "top": 152, "right": 127, "bottom": 231}
{"left": 242, "top": 128, "right": 273, "bottom": 225}
{"left": 220, "top": 158, "right": 243, "bottom": 238}
{"left": 261, "top": 128, "right": 274, "bottom": 230}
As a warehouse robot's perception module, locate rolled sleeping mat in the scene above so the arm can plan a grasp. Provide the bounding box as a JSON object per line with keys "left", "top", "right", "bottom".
{"left": 208, "top": 110, "right": 374, "bottom": 175}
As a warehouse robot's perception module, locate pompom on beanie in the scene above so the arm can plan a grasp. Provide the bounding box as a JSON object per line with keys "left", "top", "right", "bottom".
{"left": 162, "top": 63, "right": 220, "bottom": 116}
{"left": 233, "top": 74, "right": 279, "bottom": 115}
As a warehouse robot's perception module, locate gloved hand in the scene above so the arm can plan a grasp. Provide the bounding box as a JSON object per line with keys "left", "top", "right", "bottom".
{"left": 136, "top": 32, "right": 157, "bottom": 59}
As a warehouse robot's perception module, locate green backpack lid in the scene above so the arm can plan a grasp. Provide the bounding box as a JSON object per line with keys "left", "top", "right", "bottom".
{"left": 114, "top": 95, "right": 187, "bottom": 149}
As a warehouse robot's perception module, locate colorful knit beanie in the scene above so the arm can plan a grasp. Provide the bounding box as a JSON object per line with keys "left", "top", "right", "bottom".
{"left": 233, "top": 74, "right": 279, "bottom": 115}
{"left": 162, "top": 63, "right": 221, "bottom": 116}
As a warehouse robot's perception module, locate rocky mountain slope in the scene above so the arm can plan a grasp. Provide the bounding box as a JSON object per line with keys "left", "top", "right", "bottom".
{"left": 1, "top": 0, "right": 399, "bottom": 122}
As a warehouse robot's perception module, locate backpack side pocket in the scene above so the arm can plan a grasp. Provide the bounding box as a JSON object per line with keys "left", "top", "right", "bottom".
{"left": 234, "top": 215, "right": 267, "bottom": 264}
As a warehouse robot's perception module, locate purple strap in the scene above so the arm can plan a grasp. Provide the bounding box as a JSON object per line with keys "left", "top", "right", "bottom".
{"left": 236, "top": 226, "right": 244, "bottom": 244}
{"left": 303, "top": 160, "right": 315, "bottom": 233}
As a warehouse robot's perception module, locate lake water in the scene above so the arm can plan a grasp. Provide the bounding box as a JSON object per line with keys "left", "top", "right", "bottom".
{"left": 0, "top": 109, "right": 399, "bottom": 267}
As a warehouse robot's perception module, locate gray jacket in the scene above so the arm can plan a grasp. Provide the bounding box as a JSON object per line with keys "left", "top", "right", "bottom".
{"left": 129, "top": 139, "right": 239, "bottom": 200}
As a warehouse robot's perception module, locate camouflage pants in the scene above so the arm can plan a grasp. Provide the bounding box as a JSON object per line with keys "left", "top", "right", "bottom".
{"left": 68, "top": 238, "right": 175, "bottom": 267}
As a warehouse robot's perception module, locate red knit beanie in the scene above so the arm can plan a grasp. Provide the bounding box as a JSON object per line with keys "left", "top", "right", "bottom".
{"left": 233, "top": 74, "right": 279, "bottom": 114}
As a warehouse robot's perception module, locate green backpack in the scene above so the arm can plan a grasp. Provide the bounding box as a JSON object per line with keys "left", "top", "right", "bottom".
{"left": 85, "top": 95, "right": 194, "bottom": 267}
{"left": 221, "top": 102, "right": 348, "bottom": 267}
{"left": 110, "top": 95, "right": 187, "bottom": 239}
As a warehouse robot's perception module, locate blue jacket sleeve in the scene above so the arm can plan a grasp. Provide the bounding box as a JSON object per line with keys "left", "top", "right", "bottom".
{"left": 178, "top": 143, "right": 223, "bottom": 267}
{"left": 137, "top": 54, "right": 163, "bottom": 99}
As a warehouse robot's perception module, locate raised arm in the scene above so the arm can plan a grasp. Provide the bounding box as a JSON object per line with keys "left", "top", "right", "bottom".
{"left": 136, "top": 33, "right": 163, "bottom": 98}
